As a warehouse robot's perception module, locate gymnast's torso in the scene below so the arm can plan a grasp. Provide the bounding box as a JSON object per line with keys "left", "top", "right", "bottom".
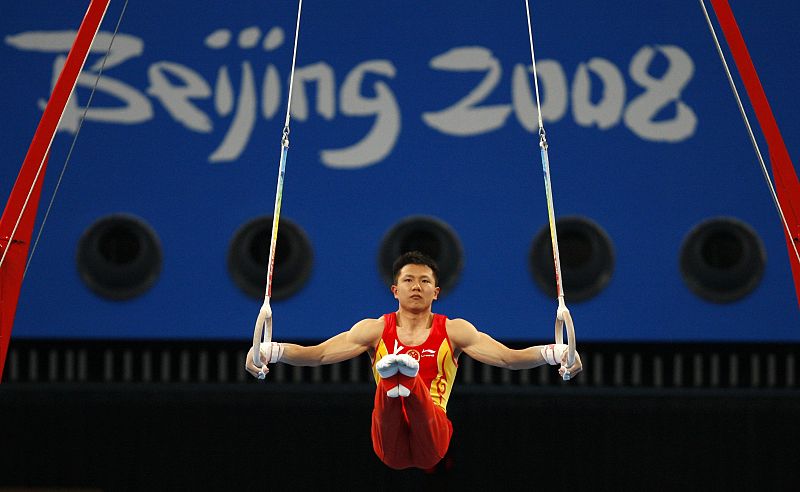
{"left": 371, "top": 312, "right": 458, "bottom": 411}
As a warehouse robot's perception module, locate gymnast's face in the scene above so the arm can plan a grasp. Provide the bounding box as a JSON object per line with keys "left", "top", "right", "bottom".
{"left": 391, "top": 264, "right": 440, "bottom": 311}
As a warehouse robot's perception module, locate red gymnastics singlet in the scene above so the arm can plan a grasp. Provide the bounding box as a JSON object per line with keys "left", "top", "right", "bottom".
{"left": 371, "top": 312, "right": 458, "bottom": 411}
{"left": 369, "top": 312, "right": 458, "bottom": 469}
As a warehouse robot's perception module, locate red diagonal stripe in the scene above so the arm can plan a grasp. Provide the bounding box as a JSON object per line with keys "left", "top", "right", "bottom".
{"left": 0, "top": 0, "right": 111, "bottom": 380}
{"left": 710, "top": 0, "right": 800, "bottom": 308}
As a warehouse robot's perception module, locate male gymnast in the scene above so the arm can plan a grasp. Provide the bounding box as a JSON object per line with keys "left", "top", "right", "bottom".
{"left": 245, "top": 251, "right": 583, "bottom": 469}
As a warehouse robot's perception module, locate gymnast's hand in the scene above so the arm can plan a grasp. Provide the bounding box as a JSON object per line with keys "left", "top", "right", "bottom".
{"left": 559, "top": 348, "right": 582, "bottom": 379}
{"left": 244, "top": 345, "right": 268, "bottom": 378}
{"left": 541, "top": 343, "right": 583, "bottom": 379}
{"left": 244, "top": 342, "right": 284, "bottom": 378}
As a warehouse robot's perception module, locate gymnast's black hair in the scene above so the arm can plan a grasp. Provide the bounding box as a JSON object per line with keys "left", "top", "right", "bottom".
{"left": 392, "top": 251, "right": 440, "bottom": 286}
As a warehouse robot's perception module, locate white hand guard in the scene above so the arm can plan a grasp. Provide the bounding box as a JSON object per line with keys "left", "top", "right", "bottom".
{"left": 540, "top": 343, "right": 569, "bottom": 366}
{"left": 262, "top": 342, "right": 284, "bottom": 364}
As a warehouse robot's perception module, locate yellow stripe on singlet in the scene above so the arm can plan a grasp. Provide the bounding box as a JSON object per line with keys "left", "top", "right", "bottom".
{"left": 372, "top": 339, "right": 389, "bottom": 385}
{"left": 429, "top": 338, "right": 458, "bottom": 412}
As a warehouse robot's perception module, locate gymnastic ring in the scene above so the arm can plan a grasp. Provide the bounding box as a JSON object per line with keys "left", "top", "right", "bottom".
{"left": 555, "top": 309, "right": 577, "bottom": 380}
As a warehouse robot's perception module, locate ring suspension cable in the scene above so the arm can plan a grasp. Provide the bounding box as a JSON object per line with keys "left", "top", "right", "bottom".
{"left": 524, "top": 0, "right": 545, "bottom": 134}
{"left": 524, "top": 0, "right": 562, "bottom": 299}
{"left": 252, "top": 0, "right": 304, "bottom": 376}
{"left": 283, "top": 0, "right": 303, "bottom": 137}
{"left": 699, "top": 0, "right": 800, "bottom": 266}
{"left": 0, "top": 0, "right": 126, "bottom": 275}
{"left": 22, "top": 0, "right": 131, "bottom": 280}
{"left": 524, "top": 0, "right": 576, "bottom": 377}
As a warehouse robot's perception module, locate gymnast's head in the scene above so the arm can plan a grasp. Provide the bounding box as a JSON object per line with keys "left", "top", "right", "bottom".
{"left": 392, "top": 251, "right": 440, "bottom": 287}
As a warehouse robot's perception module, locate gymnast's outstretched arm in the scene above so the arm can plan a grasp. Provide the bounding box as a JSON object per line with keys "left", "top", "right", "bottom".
{"left": 244, "top": 318, "right": 382, "bottom": 377}
{"left": 446, "top": 318, "right": 582, "bottom": 377}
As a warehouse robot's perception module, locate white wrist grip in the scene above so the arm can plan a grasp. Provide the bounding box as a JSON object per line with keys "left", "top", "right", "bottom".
{"left": 540, "top": 343, "right": 569, "bottom": 366}
{"left": 262, "top": 342, "right": 284, "bottom": 364}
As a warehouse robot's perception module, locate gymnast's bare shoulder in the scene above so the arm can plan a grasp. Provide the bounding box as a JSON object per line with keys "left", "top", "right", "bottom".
{"left": 346, "top": 317, "right": 384, "bottom": 348}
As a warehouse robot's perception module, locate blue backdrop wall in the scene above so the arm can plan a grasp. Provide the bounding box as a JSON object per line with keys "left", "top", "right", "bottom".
{"left": 2, "top": 0, "right": 798, "bottom": 341}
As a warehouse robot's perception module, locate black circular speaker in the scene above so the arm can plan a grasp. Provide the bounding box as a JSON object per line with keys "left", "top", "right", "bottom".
{"left": 76, "top": 214, "right": 162, "bottom": 300}
{"left": 680, "top": 217, "right": 765, "bottom": 303}
{"left": 530, "top": 215, "right": 614, "bottom": 302}
{"left": 227, "top": 216, "right": 313, "bottom": 301}
{"left": 378, "top": 216, "right": 464, "bottom": 295}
